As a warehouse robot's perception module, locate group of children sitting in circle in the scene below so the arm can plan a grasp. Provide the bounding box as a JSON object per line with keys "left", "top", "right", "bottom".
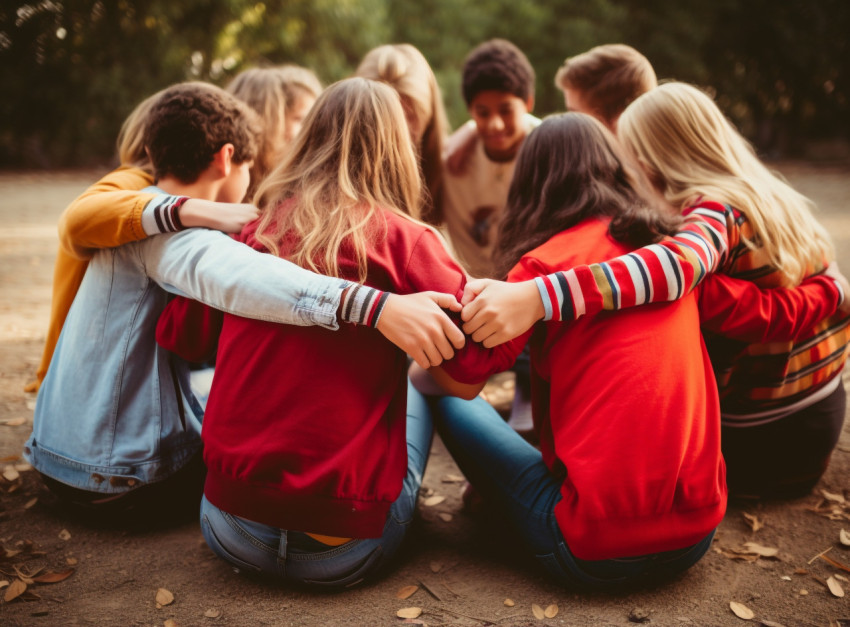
{"left": 23, "top": 39, "right": 850, "bottom": 589}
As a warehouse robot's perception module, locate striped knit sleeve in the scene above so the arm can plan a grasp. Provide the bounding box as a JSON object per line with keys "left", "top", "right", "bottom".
{"left": 140, "top": 194, "right": 190, "bottom": 235}
{"left": 339, "top": 284, "right": 389, "bottom": 328}
{"left": 536, "top": 203, "right": 734, "bottom": 322}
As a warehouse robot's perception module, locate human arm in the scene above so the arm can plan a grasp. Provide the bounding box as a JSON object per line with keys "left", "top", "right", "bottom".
{"left": 59, "top": 166, "right": 260, "bottom": 259}
{"left": 459, "top": 202, "right": 734, "bottom": 347}
{"left": 149, "top": 230, "right": 466, "bottom": 367}
{"left": 698, "top": 272, "right": 845, "bottom": 343}
{"left": 443, "top": 121, "right": 478, "bottom": 176}
{"left": 408, "top": 361, "right": 486, "bottom": 400}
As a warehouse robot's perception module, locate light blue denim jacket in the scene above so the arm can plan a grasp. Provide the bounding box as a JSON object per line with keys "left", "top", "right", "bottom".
{"left": 26, "top": 200, "right": 347, "bottom": 492}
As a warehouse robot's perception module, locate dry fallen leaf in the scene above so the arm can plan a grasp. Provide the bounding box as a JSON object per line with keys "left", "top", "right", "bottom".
{"left": 396, "top": 585, "right": 419, "bottom": 600}
{"left": 730, "top": 601, "right": 754, "bottom": 620}
{"left": 544, "top": 604, "right": 559, "bottom": 618}
{"left": 423, "top": 495, "right": 446, "bottom": 507}
{"left": 4, "top": 579, "right": 26, "bottom": 603}
{"left": 441, "top": 474, "right": 464, "bottom": 483}
{"left": 2, "top": 466, "right": 20, "bottom": 482}
{"left": 14, "top": 462, "right": 32, "bottom": 472}
{"left": 156, "top": 588, "right": 175, "bottom": 606}
{"left": 23, "top": 498, "right": 37, "bottom": 510}
{"left": 835, "top": 573, "right": 849, "bottom": 583}
{"left": 827, "top": 576, "right": 846, "bottom": 598}
{"left": 32, "top": 569, "right": 75, "bottom": 584}
{"left": 396, "top": 607, "right": 422, "bottom": 619}
{"left": 164, "top": 620, "right": 179, "bottom": 627}
{"left": 204, "top": 608, "right": 221, "bottom": 618}
{"left": 840, "top": 529, "right": 850, "bottom": 547}
{"left": 504, "top": 598, "right": 515, "bottom": 607}
{"left": 799, "top": 589, "right": 809, "bottom": 596}
{"left": 0, "top": 581, "right": 8, "bottom": 589}
{"left": 66, "top": 557, "right": 78, "bottom": 566}
{"left": 58, "top": 529, "right": 71, "bottom": 541}
{"left": 742, "top": 512, "right": 764, "bottom": 533}
{"left": 438, "top": 513, "right": 453, "bottom": 522}
{"left": 429, "top": 561, "right": 442, "bottom": 573}
{"left": 3, "top": 418, "right": 26, "bottom": 427}
{"left": 780, "top": 576, "right": 792, "bottom": 581}
{"left": 822, "top": 490, "right": 846, "bottom": 504}
{"left": 532, "top": 604, "right": 545, "bottom": 620}
{"left": 742, "top": 542, "right": 779, "bottom": 557}
{"left": 718, "top": 548, "right": 760, "bottom": 562}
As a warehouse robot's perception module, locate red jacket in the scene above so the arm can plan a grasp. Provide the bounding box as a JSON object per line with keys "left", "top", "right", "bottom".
{"left": 157, "top": 209, "right": 472, "bottom": 538}
{"left": 442, "top": 217, "right": 839, "bottom": 559}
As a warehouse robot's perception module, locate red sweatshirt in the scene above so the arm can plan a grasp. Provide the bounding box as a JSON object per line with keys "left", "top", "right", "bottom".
{"left": 441, "top": 217, "right": 840, "bottom": 560}
{"left": 157, "top": 209, "right": 477, "bottom": 538}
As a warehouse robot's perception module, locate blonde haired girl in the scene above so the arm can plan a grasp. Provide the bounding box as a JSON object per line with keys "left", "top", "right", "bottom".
{"left": 620, "top": 82, "right": 832, "bottom": 284}
{"left": 356, "top": 44, "right": 450, "bottom": 225}
{"left": 618, "top": 82, "right": 849, "bottom": 497}
{"left": 225, "top": 68, "right": 291, "bottom": 194}
{"left": 157, "top": 77, "right": 483, "bottom": 586}
{"left": 275, "top": 64, "right": 323, "bottom": 143}
{"left": 254, "top": 76, "right": 423, "bottom": 281}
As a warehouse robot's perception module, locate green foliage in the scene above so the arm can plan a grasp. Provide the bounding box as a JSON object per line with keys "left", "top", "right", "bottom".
{"left": 1, "top": 0, "right": 847, "bottom": 167}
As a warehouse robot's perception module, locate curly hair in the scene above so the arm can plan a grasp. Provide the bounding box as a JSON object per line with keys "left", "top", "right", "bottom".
{"left": 145, "top": 82, "right": 260, "bottom": 184}
{"left": 461, "top": 39, "right": 535, "bottom": 106}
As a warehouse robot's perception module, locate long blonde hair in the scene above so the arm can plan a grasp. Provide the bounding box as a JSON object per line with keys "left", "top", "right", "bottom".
{"left": 226, "top": 68, "right": 289, "bottom": 190}
{"left": 253, "top": 78, "right": 423, "bottom": 283}
{"left": 356, "top": 44, "right": 449, "bottom": 225}
{"left": 619, "top": 82, "right": 833, "bottom": 284}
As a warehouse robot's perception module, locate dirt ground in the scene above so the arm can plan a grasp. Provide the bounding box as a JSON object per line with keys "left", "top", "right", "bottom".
{"left": 1, "top": 163, "right": 850, "bottom": 627}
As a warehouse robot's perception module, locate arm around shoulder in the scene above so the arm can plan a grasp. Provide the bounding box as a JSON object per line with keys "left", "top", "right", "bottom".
{"left": 58, "top": 166, "right": 154, "bottom": 259}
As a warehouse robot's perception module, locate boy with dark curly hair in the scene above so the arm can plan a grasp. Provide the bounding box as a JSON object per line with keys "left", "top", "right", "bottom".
{"left": 442, "top": 39, "right": 539, "bottom": 280}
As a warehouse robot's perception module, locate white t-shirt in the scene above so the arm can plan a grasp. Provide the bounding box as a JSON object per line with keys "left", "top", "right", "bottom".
{"left": 441, "top": 114, "right": 541, "bottom": 278}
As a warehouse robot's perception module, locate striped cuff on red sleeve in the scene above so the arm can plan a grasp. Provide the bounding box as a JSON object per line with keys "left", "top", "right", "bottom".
{"left": 340, "top": 285, "right": 390, "bottom": 328}
{"left": 535, "top": 273, "right": 575, "bottom": 322}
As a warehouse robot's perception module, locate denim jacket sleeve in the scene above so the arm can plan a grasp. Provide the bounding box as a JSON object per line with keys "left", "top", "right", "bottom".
{"left": 140, "top": 229, "right": 347, "bottom": 330}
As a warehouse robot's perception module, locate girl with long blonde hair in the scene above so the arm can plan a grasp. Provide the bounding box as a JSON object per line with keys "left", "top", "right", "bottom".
{"left": 226, "top": 65, "right": 322, "bottom": 195}
{"left": 617, "top": 82, "right": 849, "bottom": 497}
{"left": 157, "top": 77, "right": 483, "bottom": 586}
{"left": 356, "top": 44, "right": 450, "bottom": 225}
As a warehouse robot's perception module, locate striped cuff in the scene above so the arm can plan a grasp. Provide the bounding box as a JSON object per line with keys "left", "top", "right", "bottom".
{"left": 141, "top": 194, "right": 190, "bottom": 235}
{"left": 535, "top": 273, "right": 575, "bottom": 322}
{"left": 340, "top": 285, "right": 389, "bottom": 328}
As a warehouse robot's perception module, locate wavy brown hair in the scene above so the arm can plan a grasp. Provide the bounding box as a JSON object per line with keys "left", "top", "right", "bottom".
{"left": 252, "top": 78, "right": 423, "bottom": 283}
{"left": 494, "top": 112, "right": 679, "bottom": 279}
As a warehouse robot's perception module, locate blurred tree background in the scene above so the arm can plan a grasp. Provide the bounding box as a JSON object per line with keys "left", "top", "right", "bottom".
{"left": 1, "top": 0, "right": 848, "bottom": 167}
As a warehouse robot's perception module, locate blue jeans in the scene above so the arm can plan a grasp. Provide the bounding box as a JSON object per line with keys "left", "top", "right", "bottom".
{"left": 432, "top": 394, "right": 715, "bottom": 589}
{"left": 199, "top": 381, "right": 433, "bottom": 588}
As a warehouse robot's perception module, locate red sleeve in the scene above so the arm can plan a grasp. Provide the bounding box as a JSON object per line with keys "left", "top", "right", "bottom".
{"left": 698, "top": 274, "right": 840, "bottom": 343}
{"left": 156, "top": 296, "right": 223, "bottom": 363}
